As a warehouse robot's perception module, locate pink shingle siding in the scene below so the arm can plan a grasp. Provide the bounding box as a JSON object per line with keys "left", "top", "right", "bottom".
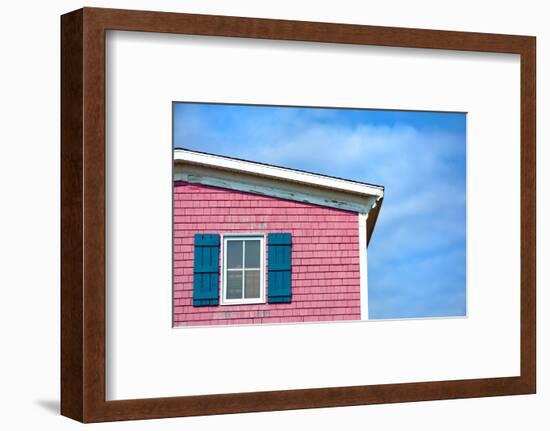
{"left": 173, "top": 181, "right": 361, "bottom": 326}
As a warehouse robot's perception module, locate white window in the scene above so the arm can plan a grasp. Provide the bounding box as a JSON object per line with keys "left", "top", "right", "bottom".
{"left": 221, "top": 235, "right": 265, "bottom": 305}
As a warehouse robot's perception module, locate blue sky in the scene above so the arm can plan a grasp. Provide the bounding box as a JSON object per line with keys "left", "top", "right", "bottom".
{"left": 173, "top": 102, "right": 466, "bottom": 319}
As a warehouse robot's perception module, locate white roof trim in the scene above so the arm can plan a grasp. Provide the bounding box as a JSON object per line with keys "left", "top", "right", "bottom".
{"left": 174, "top": 149, "right": 384, "bottom": 199}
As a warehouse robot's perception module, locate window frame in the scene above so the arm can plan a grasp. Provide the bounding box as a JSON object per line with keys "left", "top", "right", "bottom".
{"left": 221, "top": 233, "right": 266, "bottom": 305}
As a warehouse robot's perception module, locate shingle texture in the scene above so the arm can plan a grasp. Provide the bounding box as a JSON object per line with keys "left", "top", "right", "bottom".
{"left": 173, "top": 181, "right": 361, "bottom": 326}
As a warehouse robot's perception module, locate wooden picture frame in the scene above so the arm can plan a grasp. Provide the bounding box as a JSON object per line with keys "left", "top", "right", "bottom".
{"left": 61, "top": 7, "right": 536, "bottom": 422}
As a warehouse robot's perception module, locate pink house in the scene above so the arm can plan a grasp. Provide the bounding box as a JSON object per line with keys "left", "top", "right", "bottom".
{"left": 173, "top": 149, "right": 384, "bottom": 327}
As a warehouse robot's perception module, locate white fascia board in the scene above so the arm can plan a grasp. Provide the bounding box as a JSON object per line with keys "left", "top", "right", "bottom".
{"left": 175, "top": 163, "right": 380, "bottom": 214}
{"left": 174, "top": 149, "right": 384, "bottom": 200}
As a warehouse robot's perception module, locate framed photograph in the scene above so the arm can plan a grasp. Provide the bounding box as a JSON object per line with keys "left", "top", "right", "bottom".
{"left": 61, "top": 7, "right": 536, "bottom": 422}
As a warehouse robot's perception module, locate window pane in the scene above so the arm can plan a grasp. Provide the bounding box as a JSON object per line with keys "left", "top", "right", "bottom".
{"left": 226, "top": 271, "right": 243, "bottom": 299}
{"left": 244, "top": 270, "right": 260, "bottom": 299}
{"left": 244, "top": 240, "right": 261, "bottom": 268}
{"left": 226, "top": 240, "right": 243, "bottom": 269}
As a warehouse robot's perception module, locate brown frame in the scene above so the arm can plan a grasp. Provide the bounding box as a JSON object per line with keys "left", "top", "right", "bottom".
{"left": 61, "top": 7, "right": 536, "bottom": 423}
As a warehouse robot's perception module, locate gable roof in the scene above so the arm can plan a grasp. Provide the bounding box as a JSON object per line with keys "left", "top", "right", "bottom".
{"left": 174, "top": 148, "right": 384, "bottom": 198}
{"left": 174, "top": 148, "right": 384, "bottom": 244}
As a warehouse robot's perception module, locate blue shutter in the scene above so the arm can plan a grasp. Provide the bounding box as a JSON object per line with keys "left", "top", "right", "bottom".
{"left": 193, "top": 233, "right": 220, "bottom": 306}
{"left": 267, "top": 233, "right": 292, "bottom": 303}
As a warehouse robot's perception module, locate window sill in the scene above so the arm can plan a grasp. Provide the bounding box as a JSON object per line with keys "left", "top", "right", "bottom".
{"left": 220, "top": 299, "right": 266, "bottom": 306}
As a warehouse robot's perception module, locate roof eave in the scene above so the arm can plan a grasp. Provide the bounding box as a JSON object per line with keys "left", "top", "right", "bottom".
{"left": 174, "top": 148, "right": 384, "bottom": 200}
{"left": 366, "top": 197, "right": 383, "bottom": 247}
